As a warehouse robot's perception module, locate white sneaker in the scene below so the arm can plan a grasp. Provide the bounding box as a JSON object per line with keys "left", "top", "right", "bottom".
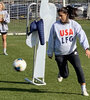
{"left": 82, "top": 90, "right": 89, "bottom": 96}
{"left": 4, "top": 52, "right": 8, "bottom": 56}
{"left": 58, "top": 77, "right": 63, "bottom": 82}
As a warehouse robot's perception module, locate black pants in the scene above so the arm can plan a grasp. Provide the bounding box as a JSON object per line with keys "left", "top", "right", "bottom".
{"left": 55, "top": 49, "right": 85, "bottom": 83}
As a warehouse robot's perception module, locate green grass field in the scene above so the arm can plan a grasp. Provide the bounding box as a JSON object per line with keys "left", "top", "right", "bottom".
{"left": 0, "top": 20, "right": 90, "bottom": 100}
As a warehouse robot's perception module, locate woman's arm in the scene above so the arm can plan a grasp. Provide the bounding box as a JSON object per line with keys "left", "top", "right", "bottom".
{"left": 75, "top": 21, "right": 90, "bottom": 58}
{"left": 47, "top": 25, "right": 55, "bottom": 58}
{"left": 3, "top": 11, "right": 10, "bottom": 23}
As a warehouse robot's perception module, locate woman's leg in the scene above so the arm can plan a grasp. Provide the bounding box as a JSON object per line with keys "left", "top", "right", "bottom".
{"left": 68, "top": 50, "right": 89, "bottom": 96}
{"left": 2, "top": 33, "right": 8, "bottom": 55}
{"left": 55, "top": 55, "right": 69, "bottom": 80}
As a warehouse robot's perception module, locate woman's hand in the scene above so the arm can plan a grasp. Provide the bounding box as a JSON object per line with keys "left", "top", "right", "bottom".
{"left": 86, "top": 49, "right": 90, "bottom": 58}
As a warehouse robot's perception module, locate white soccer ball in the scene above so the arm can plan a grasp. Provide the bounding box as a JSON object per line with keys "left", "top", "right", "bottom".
{"left": 13, "top": 58, "right": 27, "bottom": 71}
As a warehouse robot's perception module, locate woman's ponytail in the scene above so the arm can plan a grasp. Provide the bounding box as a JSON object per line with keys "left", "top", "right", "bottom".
{"left": 57, "top": 6, "right": 77, "bottom": 19}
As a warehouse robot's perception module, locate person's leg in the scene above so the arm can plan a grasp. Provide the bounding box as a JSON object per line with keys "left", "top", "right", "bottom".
{"left": 68, "top": 50, "right": 89, "bottom": 96}
{"left": 55, "top": 55, "right": 69, "bottom": 82}
{"left": 2, "top": 33, "right": 8, "bottom": 55}
{"left": 57, "top": 72, "right": 63, "bottom": 82}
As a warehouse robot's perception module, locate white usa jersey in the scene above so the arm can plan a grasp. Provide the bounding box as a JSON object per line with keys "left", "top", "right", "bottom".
{"left": 47, "top": 19, "right": 89, "bottom": 56}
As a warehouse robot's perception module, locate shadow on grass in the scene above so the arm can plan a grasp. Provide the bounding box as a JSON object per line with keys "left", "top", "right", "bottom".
{"left": 0, "top": 86, "right": 81, "bottom": 96}
{"left": 0, "top": 80, "right": 29, "bottom": 84}
{"left": 0, "top": 53, "right": 4, "bottom": 55}
{"left": 0, "top": 81, "right": 82, "bottom": 96}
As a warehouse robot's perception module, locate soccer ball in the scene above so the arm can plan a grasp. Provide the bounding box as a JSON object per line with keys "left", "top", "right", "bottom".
{"left": 13, "top": 58, "right": 27, "bottom": 71}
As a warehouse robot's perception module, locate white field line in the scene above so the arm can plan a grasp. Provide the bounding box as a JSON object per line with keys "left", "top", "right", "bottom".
{"left": 0, "top": 33, "right": 26, "bottom": 35}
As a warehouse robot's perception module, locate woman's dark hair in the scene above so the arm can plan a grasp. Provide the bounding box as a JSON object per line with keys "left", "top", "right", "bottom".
{"left": 57, "top": 5, "right": 77, "bottom": 19}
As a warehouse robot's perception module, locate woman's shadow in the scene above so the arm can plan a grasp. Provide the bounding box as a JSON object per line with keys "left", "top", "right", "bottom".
{"left": 0, "top": 53, "right": 4, "bottom": 55}
{"left": 0, "top": 80, "right": 81, "bottom": 95}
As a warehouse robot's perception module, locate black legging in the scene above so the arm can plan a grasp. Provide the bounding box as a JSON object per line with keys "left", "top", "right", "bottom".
{"left": 55, "top": 49, "right": 85, "bottom": 83}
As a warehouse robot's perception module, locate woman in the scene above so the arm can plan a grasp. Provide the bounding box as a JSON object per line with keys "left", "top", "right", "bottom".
{"left": 47, "top": 6, "right": 90, "bottom": 96}
{"left": 0, "top": 2, "right": 10, "bottom": 55}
